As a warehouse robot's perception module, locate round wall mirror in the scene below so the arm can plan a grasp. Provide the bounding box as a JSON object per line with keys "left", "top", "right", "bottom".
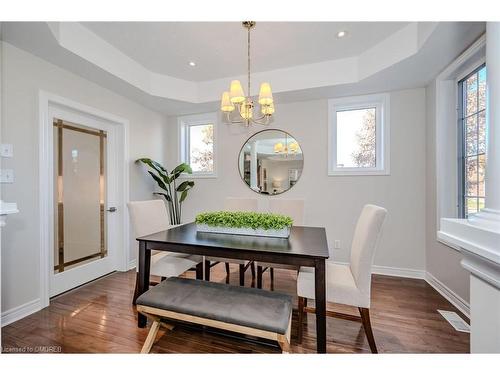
{"left": 238, "top": 129, "right": 304, "bottom": 195}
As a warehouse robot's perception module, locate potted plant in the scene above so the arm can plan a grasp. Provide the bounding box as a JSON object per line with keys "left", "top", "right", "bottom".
{"left": 195, "top": 211, "right": 293, "bottom": 238}
{"left": 136, "top": 158, "right": 194, "bottom": 225}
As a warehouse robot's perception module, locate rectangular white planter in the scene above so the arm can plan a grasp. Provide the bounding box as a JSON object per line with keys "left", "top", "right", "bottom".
{"left": 196, "top": 224, "right": 290, "bottom": 238}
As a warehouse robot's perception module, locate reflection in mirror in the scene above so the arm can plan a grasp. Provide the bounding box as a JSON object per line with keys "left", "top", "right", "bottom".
{"left": 238, "top": 129, "right": 303, "bottom": 195}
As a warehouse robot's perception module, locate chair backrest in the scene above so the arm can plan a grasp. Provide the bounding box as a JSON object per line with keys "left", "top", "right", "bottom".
{"left": 268, "top": 199, "right": 304, "bottom": 225}
{"left": 127, "top": 200, "right": 170, "bottom": 238}
{"left": 349, "top": 204, "right": 387, "bottom": 294}
{"left": 224, "top": 197, "right": 258, "bottom": 212}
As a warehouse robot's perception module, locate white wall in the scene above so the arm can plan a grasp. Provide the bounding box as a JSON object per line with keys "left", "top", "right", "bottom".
{"left": 0, "top": 42, "right": 167, "bottom": 314}
{"left": 424, "top": 81, "right": 470, "bottom": 303}
{"left": 166, "top": 89, "right": 427, "bottom": 271}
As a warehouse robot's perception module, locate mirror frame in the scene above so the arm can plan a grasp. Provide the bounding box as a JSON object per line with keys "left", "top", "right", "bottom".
{"left": 237, "top": 128, "right": 304, "bottom": 196}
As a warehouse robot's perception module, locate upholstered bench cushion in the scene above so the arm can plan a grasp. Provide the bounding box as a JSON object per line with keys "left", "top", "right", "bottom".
{"left": 136, "top": 277, "right": 292, "bottom": 334}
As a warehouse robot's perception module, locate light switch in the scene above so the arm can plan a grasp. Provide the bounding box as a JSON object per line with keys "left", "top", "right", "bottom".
{"left": 0, "top": 169, "right": 14, "bottom": 183}
{"left": 0, "top": 144, "right": 13, "bottom": 158}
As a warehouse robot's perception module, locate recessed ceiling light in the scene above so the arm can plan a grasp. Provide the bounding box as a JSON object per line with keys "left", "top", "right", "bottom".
{"left": 337, "top": 30, "right": 348, "bottom": 38}
{"left": 188, "top": 61, "right": 196, "bottom": 67}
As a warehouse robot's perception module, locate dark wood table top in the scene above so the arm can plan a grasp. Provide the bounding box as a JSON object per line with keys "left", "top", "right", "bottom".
{"left": 137, "top": 222, "right": 329, "bottom": 260}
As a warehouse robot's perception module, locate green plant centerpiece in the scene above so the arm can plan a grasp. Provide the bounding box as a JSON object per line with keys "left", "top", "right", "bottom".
{"left": 195, "top": 211, "right": 293, "bottom": 238}
{"left": 136, "top": 158, "right": 194, "bottom": 225}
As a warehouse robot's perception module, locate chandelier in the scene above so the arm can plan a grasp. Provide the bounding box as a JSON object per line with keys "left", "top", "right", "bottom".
{"left": 220, "top": 21, "right": 274, "bottom": 126}
{"left": 274, "top": 132, "right": 299, "bottom": 156}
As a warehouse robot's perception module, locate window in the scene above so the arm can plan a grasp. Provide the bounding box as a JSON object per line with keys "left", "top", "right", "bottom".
{"left": 458, "top": 65, "right": 486, "bottom": 217}
{"left": 178, "top": 113, "right": 217, "bottom": 177}
{"left": 328, "top": 94, "right": 390, "bottom": 175}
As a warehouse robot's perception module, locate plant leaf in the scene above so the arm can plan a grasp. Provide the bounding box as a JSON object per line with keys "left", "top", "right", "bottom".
{"left": 147, "top": 171, "right": 168, "bottom": 191}
{"left": 137, "top": 158, "right": 171, "bottom": 184}
{"left": 153, "top": 192, "right": 171, "bottom": 202}
{"left": 179, "top": 190, "right": 189, "bottom": 203}
{"left": 176, "top": 180, "right": 195, "bottom": 191}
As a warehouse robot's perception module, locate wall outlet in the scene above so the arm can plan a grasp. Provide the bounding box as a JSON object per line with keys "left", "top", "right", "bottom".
{"left": 0, "top": 144, "right": 13, "bottom": 158}
{"left": 0, "top": 169, "right": 15, "bottom": 183}
{"left": 334, "top": 240, "right": 341, "bottom": 249}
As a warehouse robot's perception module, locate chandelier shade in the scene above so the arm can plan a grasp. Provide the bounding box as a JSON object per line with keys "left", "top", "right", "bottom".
{"left": 258, "top": 82, "right": 273, "bottom": 105}
{"left": 229, "top": 80, "right": 245, "bottom": 104}
{"left": 220, "top": 21, "right": 275, "bottom": 126}
{"left": 220, "top": 91, "right": 235, "bottom": 112}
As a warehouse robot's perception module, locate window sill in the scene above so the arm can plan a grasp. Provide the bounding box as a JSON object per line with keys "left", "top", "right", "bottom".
{"left": 328, "top": 168, "right": 390, "bottom": 176}
{"left": 181, "top": 173, "right": 218, "bottom": 179}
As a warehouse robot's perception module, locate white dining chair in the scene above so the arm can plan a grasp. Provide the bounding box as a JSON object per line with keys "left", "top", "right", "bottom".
{"left": 256, "top": 199, "right": 304, "bottom": 288}
{"left": 204, "top": 197, "right": 258, "bottom": 286}
{"left": 296, "top": 204, "right": 387, "bottom": 353}
{"left": 128, "top": 200, "right": 203, "bottom": 304}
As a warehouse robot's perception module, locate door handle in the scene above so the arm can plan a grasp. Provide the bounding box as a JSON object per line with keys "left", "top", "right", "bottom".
{"left": 107, "top": 207, "right": 117, "bottom": 213}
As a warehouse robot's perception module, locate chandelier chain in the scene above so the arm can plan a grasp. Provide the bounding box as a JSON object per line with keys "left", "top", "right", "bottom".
{"left": 247, "top": 25, "right": 251, "bottom": 98}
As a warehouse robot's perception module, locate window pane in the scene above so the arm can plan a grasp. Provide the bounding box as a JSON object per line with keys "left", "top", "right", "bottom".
{"left": 189, "top": 124, "right": 214, "bottom": 172}
{"left": 478, "top": 154, "right": 486, "bottom": 197}
{"left": 478, "top": 111, "right": 486, "bottom": 154}
{"left": 466, "top": 156, "right": 478, "bottom": 196}
{"left": 478, "top": 198, "right": 485, "bottom": 211}
{"left": 466, "top": 198, "right": 478, "bottom": 216}
{"left": 336, "top": 108, "right": 376, "bottom": 168}
{"left": 466, "top": 73, "right": 478, "bottom": 116}
{"left": 466, "top": 115, "right": 478, "bottom": 156}
{"left": 478, "top": 67, "right": 486, "bottom": 111}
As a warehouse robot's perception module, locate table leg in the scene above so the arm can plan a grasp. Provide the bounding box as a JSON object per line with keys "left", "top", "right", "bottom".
{"left": 314, "top": 259, "right": 326, "bottom": 353}
{"left": 137, "top": 241, "right": 151, "bottom": 328}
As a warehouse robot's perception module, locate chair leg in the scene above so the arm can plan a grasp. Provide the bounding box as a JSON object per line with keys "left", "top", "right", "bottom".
{"left": 257, "top": 266, "right": 263, "bottom": 289}
{"left": 359, "top": 307, "right": 378, "bottom": 353}
{"left": 225, "top": 262, "right": 230, "bottom": 275}
{"left": 195, "top": 262, "right": 203, "bottom": 279}
{"left": 133, "top": 272, "right": 140, "bottom": 305}
{"left": 140, "top": 320, "right": 161, "bottom": 354}
{"left": 270, "top": 267, "right": 274, "bottom": 281}
{"left": 297, "top": 296, "right": 304, "bottom": 343}
{"left": 239, "top": 264, "right": 245, "bottom": 286}
{"left": 250, "top": 261, "right": 256, "bottom": 279}
{"left": 204, "top": 259, "right": 211, "bottom": 281}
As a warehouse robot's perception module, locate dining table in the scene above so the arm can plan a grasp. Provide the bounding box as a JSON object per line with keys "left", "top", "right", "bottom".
{"left": 135, "top": 222, "right": 330, "bottom": 353}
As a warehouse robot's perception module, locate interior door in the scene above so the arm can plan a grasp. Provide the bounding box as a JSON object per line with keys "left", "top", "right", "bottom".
{"left": 49, "top": 108, "right": 119, "bottom": 297}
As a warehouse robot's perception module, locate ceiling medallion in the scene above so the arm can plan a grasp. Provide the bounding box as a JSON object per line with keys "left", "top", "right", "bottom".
{"left": 220, "top": 21, "right": 274, "bottom": 127}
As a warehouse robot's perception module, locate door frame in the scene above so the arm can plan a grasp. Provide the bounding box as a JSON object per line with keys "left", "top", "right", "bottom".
{"left": 38, "top": 90, "right": 130, "bottom": 308}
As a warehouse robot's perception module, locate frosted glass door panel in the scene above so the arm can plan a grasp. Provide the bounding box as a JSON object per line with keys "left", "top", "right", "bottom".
{"left": 53, "top": 120, "right": 107, "bottom": 274}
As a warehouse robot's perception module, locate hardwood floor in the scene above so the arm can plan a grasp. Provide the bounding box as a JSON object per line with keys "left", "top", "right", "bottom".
{"left": 1, "top": 264, "right": 469, "bottom": 353}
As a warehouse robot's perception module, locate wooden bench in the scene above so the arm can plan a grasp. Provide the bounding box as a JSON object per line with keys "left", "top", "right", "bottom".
{"left": 136, "top": 277, "right": 293, "bottom": 353}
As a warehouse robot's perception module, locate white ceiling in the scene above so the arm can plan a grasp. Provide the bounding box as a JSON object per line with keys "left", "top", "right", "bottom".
{"left": 81, "top": 22, "right": 409, "bottom": 81}
{"left": 1, "top": 22, "right": 486, "bottom": 115}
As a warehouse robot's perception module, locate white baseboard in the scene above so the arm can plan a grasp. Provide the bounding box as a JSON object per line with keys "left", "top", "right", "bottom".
{"left": 332, "top": 261, "right": 426, "bottom": 279}
{"left": 128, "top": 258, "right": 137, "bottom": 271}
{"left": 1, "top": 298, "right": 41, "bottom": 327}
{"left": 372, "top": 264, "right": 426, "bottom": 279}
{"left": 425, "top": 272, "right": 470, "bottom": 318}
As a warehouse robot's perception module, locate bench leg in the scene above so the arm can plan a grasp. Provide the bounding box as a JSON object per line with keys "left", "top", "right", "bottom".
{"left": 141, "top": 320, "right": 161, "bottom": 354}
{"left": 278, "top": 315, "right": 292, "bottom": 354}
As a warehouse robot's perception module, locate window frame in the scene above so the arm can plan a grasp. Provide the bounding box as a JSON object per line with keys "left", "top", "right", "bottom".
{"left": 327, "top": 93, "right": 390, "bottom": 176}
{"left": 457, "top": 63, "right": 486, "bottom": 218}
{"left": 178, "top": 112, "right": 218, "bottom": 178}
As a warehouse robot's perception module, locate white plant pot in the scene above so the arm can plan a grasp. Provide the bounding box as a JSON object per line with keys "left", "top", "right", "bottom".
{"left": 196, "top": 224, "right": 290, "bottom": 238}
